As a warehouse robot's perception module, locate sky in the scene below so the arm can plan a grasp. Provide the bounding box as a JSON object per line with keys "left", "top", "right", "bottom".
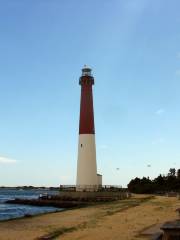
{"left": 0, "top": 0, "right": 180, "bottom": 187}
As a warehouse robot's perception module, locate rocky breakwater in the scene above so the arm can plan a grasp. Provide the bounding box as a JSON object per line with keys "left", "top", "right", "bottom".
{"left": 6, "top": 195, "right": 87, "bottom": 209}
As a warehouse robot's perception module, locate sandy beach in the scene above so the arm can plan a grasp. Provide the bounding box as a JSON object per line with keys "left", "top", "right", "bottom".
{"left": 0, "top": 194, "right": 179, "bottom": 240}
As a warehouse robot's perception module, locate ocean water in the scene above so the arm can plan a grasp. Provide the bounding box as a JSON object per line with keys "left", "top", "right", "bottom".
{"left": 0, "top": 189, "right": 61, "bottom": 221}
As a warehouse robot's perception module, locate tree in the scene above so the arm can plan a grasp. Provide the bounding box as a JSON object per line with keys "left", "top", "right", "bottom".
{"left": 177, "top": 169, "right": 180, "bottom": 179}
{"left": 128, "top": 177, "right": 154, "bottom": 194}
{"left": 153, "top": 174, "right": 166, "bottom": 191}
{"left": 168, "top": 168, "right": 176, "bottom": 176}
{"left": 127, "top": 168, "right": 180, "bottom": 193}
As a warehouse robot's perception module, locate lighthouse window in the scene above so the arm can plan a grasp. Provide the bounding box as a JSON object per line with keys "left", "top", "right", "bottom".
{"left": 81, "top": 144, "right": 83, "bottom": 147}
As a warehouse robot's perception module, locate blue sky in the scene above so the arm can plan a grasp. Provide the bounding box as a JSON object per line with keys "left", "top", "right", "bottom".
{"left": 0, "top": 0, "right": 180, "bottom": 187}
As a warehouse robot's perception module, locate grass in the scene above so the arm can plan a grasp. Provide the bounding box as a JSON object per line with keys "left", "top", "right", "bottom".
{"left": 103, "top": 196, "right": 155, "bottom": 216}
{"left": 37, "top": 226, "right": 78, "bottom": 240}
{"left": 36, "top": 196, "right": 155, "bottom": 240}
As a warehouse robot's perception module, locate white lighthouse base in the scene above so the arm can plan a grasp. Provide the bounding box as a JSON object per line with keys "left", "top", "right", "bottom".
{"left": 76, "top": 134, "right": 98, "bottom": 191}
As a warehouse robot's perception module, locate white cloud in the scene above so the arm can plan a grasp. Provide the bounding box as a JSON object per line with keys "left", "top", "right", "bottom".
{"left": 155, "top": 108, "right": 165, "bottom": 115}
{"left": 175, "top": 69, "right": 180, "bottom": 76}
{"left": 0, "top": 156, "right": 17, "bottom": 164}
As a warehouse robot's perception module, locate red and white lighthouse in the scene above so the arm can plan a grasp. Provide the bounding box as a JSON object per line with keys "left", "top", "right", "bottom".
{"left": 76, "top": 66, "right": 102, "bottom": 191}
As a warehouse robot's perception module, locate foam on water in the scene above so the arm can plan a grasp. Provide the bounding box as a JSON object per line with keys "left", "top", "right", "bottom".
{"left": 0, "top": 189, "right": 62, "bottom": 221}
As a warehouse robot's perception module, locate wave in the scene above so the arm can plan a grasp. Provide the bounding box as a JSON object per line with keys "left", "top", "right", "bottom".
{"left": 0, "top": 189, "right": 61, "bottom": 221}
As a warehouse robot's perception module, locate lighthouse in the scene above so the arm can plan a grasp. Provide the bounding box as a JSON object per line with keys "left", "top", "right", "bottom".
{"left": 76, "top": 66, "right": 102, "bottom": 191}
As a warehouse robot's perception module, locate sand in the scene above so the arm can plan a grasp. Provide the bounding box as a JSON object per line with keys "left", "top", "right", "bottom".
{"left": 0, "top": 194, "right": 179, "bottom": 240}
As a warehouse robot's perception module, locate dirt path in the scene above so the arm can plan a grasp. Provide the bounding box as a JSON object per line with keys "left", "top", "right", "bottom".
{"left": 0, "top": 195, "right": 179, "bottom": 240}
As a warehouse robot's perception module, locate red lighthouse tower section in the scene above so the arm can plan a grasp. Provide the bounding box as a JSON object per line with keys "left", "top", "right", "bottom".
{"left": 76, "top": 66, "right": 102, "bottom": 191}
{"left": 79, "top": 69, "right": 95, "bottom": 134}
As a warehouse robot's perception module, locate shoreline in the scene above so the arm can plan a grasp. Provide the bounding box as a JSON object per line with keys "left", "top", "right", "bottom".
{"left": 0, "top": 207, "right": 63, "bottom": 223}
{"left": 0, "top": 195, "right": 179, "bottom": 240}
{"left": 0, "top": 200, "right": 88, "bottom": 222}
{"left": 3, "top": 191, "right": 129, "bottom": 222}
{"left": 6, "top": 198, "right": 88, "bottom": 208}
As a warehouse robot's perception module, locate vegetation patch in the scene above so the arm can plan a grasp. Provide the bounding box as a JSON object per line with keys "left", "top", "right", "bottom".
{"left": 128, "top": 168, "right": 180, "bottom": 193}
{"left": 36, "top": 196, "right": 155, "bottom": 239}
{"left": 104, "top": 196, "right": 154, "bottom": 216}
{"left": 37, "top": 226, "right": 77, "bottom": 240}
